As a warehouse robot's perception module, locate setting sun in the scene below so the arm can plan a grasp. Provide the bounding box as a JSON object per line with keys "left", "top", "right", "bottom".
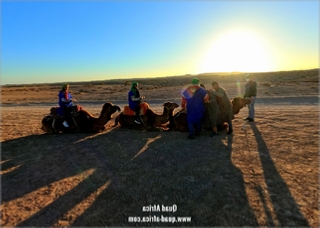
{"left": 198, "top": 29, "right": 274, "bottom": 73}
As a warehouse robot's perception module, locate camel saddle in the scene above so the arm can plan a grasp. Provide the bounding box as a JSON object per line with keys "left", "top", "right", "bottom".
{"left": 123, "top": 102, "right": 150, "bottom": 116}
{"left": 50, "top": 105, "right": 83, "bottom": 119}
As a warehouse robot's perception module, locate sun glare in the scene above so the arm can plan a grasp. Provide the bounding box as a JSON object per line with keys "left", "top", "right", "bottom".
{"left": 198, "top": 29, "right": 274, "bottom": 73}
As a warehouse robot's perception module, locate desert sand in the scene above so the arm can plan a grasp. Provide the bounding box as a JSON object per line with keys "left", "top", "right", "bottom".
{"left": 1, "top": 69, "right": 319, "bottom": 226}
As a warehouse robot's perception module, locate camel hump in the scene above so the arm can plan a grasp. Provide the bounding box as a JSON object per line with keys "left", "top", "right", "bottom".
{"left": 74, "top": 104, "right": 83, "bottom": 112}
{"left": 80, "top": 109, "right": 95, "bottom": 118}
{"left": 123, "top": 102, "right": 150, "bottom": 115}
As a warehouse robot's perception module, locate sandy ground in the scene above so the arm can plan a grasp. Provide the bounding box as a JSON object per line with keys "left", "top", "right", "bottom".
{"left": 1, "top": 70, "right": 319, "bottom": 226}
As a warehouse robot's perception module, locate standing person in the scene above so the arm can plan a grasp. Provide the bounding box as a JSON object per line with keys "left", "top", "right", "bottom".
{"left": 181, "top": 78, "right": 209, "bottom": 139}
{"left": 211, "top": 81, "right": 234, "bottom": 134}
{"left": 128, "top": 82, "right": 144, "bottom": 124}
{"left": 200, "top": 84, "right": 220, "bottom": 137}
{"left": 58, "top": 83, "right": 74, "bottom": 127}
{"left": 244, "top": 74, "right": 257, "bottom": 122}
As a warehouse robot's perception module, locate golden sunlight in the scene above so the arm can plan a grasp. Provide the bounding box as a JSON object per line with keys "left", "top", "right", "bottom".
{"left": 198, "top": 29, "right": 274, "bottom": 73}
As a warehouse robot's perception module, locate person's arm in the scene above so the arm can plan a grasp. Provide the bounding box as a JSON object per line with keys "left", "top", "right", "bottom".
{"left": 252, "top": 82, "right": 257, "bottom": 96}
{"left": 61, "top": 92, "right": 73, "bottom": 103}
{"left": 203, "top": 93, "right": 209, "bottom": 103}
{"left": 181, "top": 97, "right": 187, "bottom": 109}
{"left": 131, "top": 95, "right": 141, "bottom": 102}
{"left": 211, "top": 88, "right": 224, "bottom": 97}
{"left": 60, "top": 92, "right": 71, "bottom": 103}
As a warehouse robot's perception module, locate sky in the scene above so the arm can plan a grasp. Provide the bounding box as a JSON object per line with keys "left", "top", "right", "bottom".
{"left": 1, "top": 0, "right": 319, "bottom": 85}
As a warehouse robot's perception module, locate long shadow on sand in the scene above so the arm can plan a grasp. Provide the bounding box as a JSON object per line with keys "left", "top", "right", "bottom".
{"left": 1, "top": 130, "right": 149, "bottom": 226}
{"left": 250, "top": 122, "right": 309, "bottom": 226}
{"left": 2, "top": 128, "right": 258, "bottom": 226}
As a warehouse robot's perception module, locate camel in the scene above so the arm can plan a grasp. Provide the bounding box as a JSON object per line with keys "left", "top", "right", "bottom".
{"left": 41, "top": 102, "right": 121, "bottom": 133}
{"left": 113, "top": 102, "right": 179, "bottom": 130}
{"left": 168, "top": 97, "right": 251, "bottom": 132}
{"left": 41, "top": 105, "right": 82, "bottom": 134}
{"left": 231, "top": 97, "right": 251, "bottom": 114}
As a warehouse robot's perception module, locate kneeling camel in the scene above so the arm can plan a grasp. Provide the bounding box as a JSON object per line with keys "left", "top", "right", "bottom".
{"left": 114, "top": 102, "right": 179, "bottom": 130}
{"left": 41, "top": 102, "right": 120, "bottom": 133}
{"left": 168, "top": 97, "right": 251, "bottom": 132}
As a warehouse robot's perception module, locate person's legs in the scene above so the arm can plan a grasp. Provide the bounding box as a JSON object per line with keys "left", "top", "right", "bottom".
{"left": 210, "top": 126, "right": 218, "bottom": 137}
{"left": 194, "top": 121, "right": 202, "bottom": 136}
{"left": 134, "top": 105, "right": 140, "bottom": 117}
{"left": 134, "top": 105, "right": 141, "bottom": 124}
{"left": 62, "top": 106, "right": 70, "bottom": 127}
{"left": 227, "top": 120, "right": 233, "bottom": 134}
{"left": 211, "top": 111, "right": 219, "bottom": 136}
{"left": 188, "top": 122, "right": 195, "bottom": 139}
{"left": 246, "top": 103, "right": 250, "bottom": 119}
{"left": 52, "top": 118, "right": 57, "bottom": 129}
{"left": 213, "top": 126, "right": 218, "bottom": 133}
{"left": 248, "top": 97, "right": 256, "bottom": 121}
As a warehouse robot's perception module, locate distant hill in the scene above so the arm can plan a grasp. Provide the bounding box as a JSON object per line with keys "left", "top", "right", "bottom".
{"left": 2, "top": 69, "right": 318, "bottom": 87}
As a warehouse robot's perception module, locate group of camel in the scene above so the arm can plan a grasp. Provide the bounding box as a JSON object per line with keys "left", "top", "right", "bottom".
{"left": 41, "top": 97, "right": 250, "bottom": 134}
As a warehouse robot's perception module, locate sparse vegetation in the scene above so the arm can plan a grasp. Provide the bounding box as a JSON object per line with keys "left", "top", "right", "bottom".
{"left": 261, "top": 82, "right": 272, "bottom": 86}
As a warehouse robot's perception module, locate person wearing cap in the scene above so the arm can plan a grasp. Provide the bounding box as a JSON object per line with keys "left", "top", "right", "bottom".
{"left": 181, "top": 78, "right": 209, "bottom": 139}
{"left": 211, "top": 81, "right": 234, "bottom": 134}
{"left": 128, "top": 82, "right": 144, "bottom": 124}
{"left": 243, "top": 74, "right": 257, "bottom": 122}
{"left": 58, "top": 83, "right": 74, "bottom": 127}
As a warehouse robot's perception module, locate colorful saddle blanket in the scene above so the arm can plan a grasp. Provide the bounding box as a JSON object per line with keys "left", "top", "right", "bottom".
{"left": 123, "top": 102, "right": 150, "bottom": 116}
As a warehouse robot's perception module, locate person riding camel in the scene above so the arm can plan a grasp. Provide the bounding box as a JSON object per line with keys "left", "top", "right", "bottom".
{"left": 58, "top": 83, "right": 74, "bottom": 127}
{"left": 128, "top": 82, "right": 144, "bottom": 124}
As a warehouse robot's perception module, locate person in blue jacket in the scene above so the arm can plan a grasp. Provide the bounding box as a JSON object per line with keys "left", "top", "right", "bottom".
{"left": 128, "top": 82, "right": 144, "bottom": 124}
{"left": 58, "top": 83, "right": 74, "bottom": 127}
{"left": 181, "top": 78, "right": 209, "bottom": 139}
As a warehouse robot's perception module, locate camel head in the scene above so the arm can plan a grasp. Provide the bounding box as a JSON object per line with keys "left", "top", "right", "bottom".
{"left": 101, "top": 102, "right": 121, "bottom": 115}
{"left": 231, "top": 97, "right": 251, "bottom": 114}
{"left": 162, "top": 102, "right": 179, "bottom": 110}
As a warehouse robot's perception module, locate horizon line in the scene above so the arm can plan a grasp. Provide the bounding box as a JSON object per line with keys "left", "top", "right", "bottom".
{"left": 1, "top": 68, "right": 319, "bottom": 87}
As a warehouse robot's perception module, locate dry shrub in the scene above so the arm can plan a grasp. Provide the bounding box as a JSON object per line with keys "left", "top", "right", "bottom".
{"left": 261, "top": 82, "right": 272, "bottom": 87}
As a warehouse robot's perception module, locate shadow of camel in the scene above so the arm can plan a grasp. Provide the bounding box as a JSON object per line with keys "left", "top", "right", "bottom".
{"left": 249, "top": 122, "right": 309, "bottom": 226}
{"left": 2, "top": 128, "right": 258, "bottom": 226}
{"left": 1, "top": 129, "right": 151, "bottom": 226}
